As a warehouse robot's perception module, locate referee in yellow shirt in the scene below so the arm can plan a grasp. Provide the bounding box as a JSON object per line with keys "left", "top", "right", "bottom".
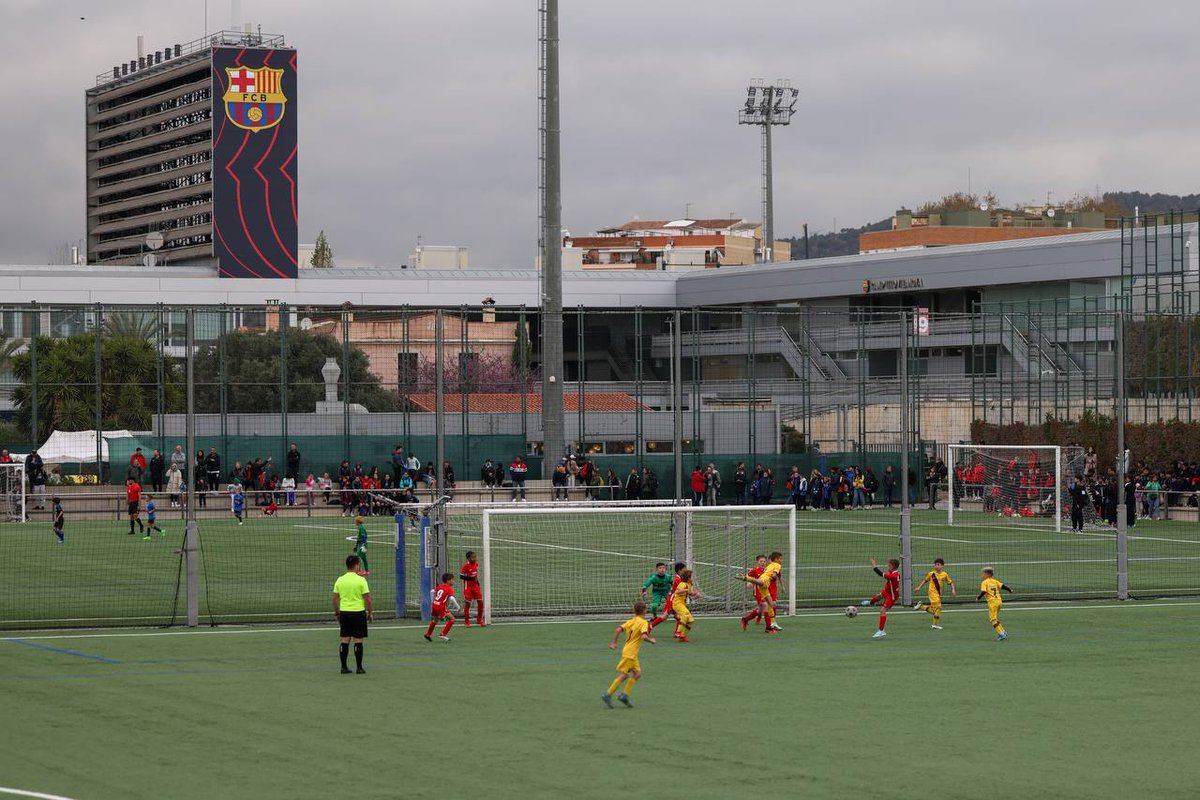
{"left": 333, "top": 554, "right": 373, "bottom": 673}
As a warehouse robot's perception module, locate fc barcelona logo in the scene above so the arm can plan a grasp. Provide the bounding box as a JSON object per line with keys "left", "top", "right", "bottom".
{"left": 223, "top": 66, "right": 286, "bottom": 132}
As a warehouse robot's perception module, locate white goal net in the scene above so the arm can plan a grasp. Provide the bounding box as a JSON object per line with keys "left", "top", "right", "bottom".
{"left": 948, "top": 444, "right": 1100, "bottom": 531}
{"left": 479, "top": 505, "right": 795, "bottom": 622}
{"left": 0, "top": 462, "right": 26, "bottom": 523}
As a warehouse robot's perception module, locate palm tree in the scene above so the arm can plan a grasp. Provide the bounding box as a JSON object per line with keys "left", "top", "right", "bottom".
{"left": 103, "top": 311, "right": 164, "bottom": 341}
{"left": 0, "top": 329, "right": 23, "bottom": 374}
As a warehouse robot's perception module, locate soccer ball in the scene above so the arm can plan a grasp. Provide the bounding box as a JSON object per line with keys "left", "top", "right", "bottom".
{"left": 845, "top": 606, "right": 859, "bottom": 618}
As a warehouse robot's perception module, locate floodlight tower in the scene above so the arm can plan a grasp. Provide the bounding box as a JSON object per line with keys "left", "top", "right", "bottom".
{"left": 739, "top": 80, "right": 798, "bottom": 263}
{"left": 539, "top": 0, "right": 565, "bottom": 466}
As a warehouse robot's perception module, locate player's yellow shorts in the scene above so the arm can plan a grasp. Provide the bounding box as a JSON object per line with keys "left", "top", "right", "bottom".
{"left": 926, "top": 595, "right": 942, "bottom": 611}
{"left": 673, "top": 605, "right": 694, "bottom": 625}
{"left": 987, "top": 600, "right": 1003, "bottom": 625}
{"left": 616, "top": 656, "right": 640, "bottom": 674}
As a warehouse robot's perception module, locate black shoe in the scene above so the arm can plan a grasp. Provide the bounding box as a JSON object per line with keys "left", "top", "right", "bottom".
{"left": 355, "top": 667, "right": 366, "bottom": 674}
{"left": 340, "top": 667, "right": 351, "bottom": 674}
{"left": 424, "top": 634, "right": 432, "bottom": 642}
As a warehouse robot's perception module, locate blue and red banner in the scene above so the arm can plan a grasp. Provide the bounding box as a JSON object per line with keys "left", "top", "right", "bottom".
{"left": 212, "top": 47, "right": 298, "bottom": 278}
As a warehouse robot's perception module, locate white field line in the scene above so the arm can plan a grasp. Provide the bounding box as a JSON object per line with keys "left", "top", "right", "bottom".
{"left": 0, "top": 787, "right": 81, "bottom": 800}
{"left": 4, "top": 599, "right": 1200, "bottom": 642}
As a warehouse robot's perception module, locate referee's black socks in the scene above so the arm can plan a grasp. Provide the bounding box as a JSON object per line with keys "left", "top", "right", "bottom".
{"left": 353, "top": 643, "right": 363, "bottom": 670}
{"left": 339, "top": 642, "right": 349, "bottom": 669}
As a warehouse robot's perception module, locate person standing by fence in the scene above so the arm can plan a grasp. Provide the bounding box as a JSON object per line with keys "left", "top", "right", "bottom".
{"left": 286, "top": 443, "right": 301, "bottom": 482}
{"left": 509, "top": 455, "right": 528, "bottom": 501}
{"left": 881, "top": 465, "right": 895, "bottom": 508}
{"left": 733, "top": 462, "right": 748, "bottom": 505}
{"left": 625, "top": 467, "right": 642, "bottom": 501}
{"left": 148, "top": 449, "right": 165, "bottom": 493}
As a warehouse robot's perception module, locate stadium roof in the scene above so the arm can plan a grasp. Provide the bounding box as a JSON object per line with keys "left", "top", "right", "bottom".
{"left": 0, "top": 225, "right": 1184, "bottom": 308}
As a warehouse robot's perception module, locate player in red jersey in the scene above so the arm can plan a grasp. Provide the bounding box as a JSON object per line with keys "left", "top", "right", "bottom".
{"left": 125, "top": 478, "right": 144, "bottom": 536}
{"left": 648, "top": 561, "right": 687, "bottom": 635}
{"left": 740, "top": 554, "right": 768, "bottom": 630}
{"left": 459, "top": 550, "right": 486, "bottom": 627}
{"left": 862, "top": 557, "right": 901, "bottom": 638}
{"left": 425, "top": 573, "right": 457, "bottom": 642}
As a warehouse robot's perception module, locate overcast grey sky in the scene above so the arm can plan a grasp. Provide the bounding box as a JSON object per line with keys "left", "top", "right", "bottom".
{"left": 1, "top": 0, "right": 1198, "bottom": 267}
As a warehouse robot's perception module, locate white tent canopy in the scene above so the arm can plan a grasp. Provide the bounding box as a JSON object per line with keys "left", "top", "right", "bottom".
{"left": 34, "top": 430, "right": 135, "bottom": 464}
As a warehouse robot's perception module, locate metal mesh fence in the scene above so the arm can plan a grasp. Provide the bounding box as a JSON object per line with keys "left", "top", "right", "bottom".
{"left": 1, "top": 282, "right": 1199, "bottom": 628}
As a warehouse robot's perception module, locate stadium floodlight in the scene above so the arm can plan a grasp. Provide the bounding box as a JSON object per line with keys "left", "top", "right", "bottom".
{"left": 739, "top": 79, "right": 798, "bottom": 263}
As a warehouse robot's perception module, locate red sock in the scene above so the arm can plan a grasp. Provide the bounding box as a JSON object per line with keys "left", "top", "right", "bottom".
{"left": 878, "top": 613, "right": 887, "bottom": 631}
{"left": 442, "top": 617, "right": 455, "bottom": 636}
{"left": 477, "top": 605, "right": 484, "bottom": 624}
{"left": 463, "top": 600, "right": 471, "bottom": 620}
{"left": 741, "top": 611, "right": 756, "bottom": 624}
{"left": 425, "top": 620, "right": 436, "bottom": 637}
{"left": 649, "top": 616, "right": 663, "bottom": 628}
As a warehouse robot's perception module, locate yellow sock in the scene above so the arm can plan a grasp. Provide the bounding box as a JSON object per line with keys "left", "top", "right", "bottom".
{"left": 607, "top": 677, "right": 623, "bottom": 696}
{"left": 995, "top": 621, "right": 1005, "bottom": 635}
{"left": 933, "top": 612, "right": 941, "bottom": 624}
{"left": 623, "top": 676, "right": 637, "bottom": 694}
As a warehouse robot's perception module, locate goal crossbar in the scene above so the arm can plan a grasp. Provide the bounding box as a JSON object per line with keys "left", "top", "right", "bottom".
{"left": 480, "top": 504, "right": 796, "bottom": 624}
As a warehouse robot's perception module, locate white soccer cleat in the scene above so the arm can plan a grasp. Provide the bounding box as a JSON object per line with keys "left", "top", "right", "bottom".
{"left": 768, "top": 623, "right": 782, "bottom": 632}
{"left": 872, "top": 629, "right": 887, "bottom": 638}
{"left": 931, "top": 624, "right": 943, "bottom": 630}
{"left": 913, "top": 602, "right": 923, "bottom": 610}
{"left": 439, "top": 634, "right": 451, "bottom": 641}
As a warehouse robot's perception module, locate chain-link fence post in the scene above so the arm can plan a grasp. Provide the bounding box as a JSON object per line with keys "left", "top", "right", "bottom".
{"left": 1116, "top": 310, "right": 1129, "bottom": 601}
{"left": 185, "top": 308, "right": 199, "bottom": 627}
{"left": 900, "top": 308, "right": 913, "bottom": 606}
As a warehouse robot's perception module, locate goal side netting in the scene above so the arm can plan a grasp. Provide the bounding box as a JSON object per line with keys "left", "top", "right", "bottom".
{"left": 948, "top": 445, "right": 1101, "bottom": 531}
{"left": 0, "top": 463, "right": 25, "bottom": 523}
{"left": 479, "top": 505, "right": 796, "bottom": 622}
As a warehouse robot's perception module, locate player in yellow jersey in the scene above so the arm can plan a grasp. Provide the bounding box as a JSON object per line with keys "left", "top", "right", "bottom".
{"left": 913, "top": 558, "right": 956, "bottom": 629}
{"left": 602, "top": 601, "right": 656, "bottom": 708}
{"left": 977, "top": 567, "right": 1013, "bottom": 640}
{"left": 671, "top": 569, "right": 698, "bottom": 642}
{"left": 738, "top": 551, "right": 783, "bottom": 633}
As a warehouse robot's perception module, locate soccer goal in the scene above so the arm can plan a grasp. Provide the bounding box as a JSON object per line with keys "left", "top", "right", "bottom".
{"left": 947, "top": 444, "right": 1097, "bottom": 531}
{"left": 479, "top": 504, "right": 796, "bottom": 623}
{"left": 0, "top": 462, "right": 25, "bottom": 523}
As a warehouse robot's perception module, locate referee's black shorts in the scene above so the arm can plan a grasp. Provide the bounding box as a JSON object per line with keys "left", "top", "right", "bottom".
{"left": 127, "top": 501, "right": 139, "bottom": 516}
{"left": 339, "top": 610, "right": 368, "bottom": 639}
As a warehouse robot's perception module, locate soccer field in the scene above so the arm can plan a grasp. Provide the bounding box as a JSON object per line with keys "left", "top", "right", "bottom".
{"left": 1, "top": 601, "right": 1198, "bottom": 800}
{"left": 2, "top": 505, "right": 1198, "bottom": 628}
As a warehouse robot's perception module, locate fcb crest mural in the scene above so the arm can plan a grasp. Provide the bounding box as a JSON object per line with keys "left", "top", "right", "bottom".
{"left": 212, "top": 47, "right": 298, "bottom": 278}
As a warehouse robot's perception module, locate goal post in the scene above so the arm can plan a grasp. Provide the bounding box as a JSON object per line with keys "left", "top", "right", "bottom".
{"left": 948, "top": 444, "right": 1090, "bottom": 532}
{"left": 480, "top": 504, "right": 796, "bottom": 624}
{"left": 0, "top": 462, "right": 26, "bottom": 523}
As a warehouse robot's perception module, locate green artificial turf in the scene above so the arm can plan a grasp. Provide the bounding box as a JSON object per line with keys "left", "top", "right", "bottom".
{"left": 1, "top": 602, "right": 1198, "bottom": 799}
{"left": 2, "top": 506, "right": 1197, "bottom": 628}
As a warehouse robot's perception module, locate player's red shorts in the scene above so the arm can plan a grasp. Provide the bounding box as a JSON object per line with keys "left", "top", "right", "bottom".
{"left": 463, "top": 583, "right": 482, "bottom": 601}
{"left": 432, "top": 603, "right": 449, "bottom": 617}
{"left": 880, "top": 596, "right": 897, "bottom": 610}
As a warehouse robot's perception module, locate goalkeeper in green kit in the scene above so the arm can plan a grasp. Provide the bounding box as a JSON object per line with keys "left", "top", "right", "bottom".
{"left": 353, "top": 516, "right": 370, "bottom": 576}
{"left": 641, "top": 562, "right": 672, "bottom": 616}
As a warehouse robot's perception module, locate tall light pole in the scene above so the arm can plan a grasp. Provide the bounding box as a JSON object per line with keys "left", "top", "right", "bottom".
{"left": 739, "top": 80, "right": 798, "bottom": 263}
{"left": 539, "top": 0, "right": 565, "bottom": 468}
